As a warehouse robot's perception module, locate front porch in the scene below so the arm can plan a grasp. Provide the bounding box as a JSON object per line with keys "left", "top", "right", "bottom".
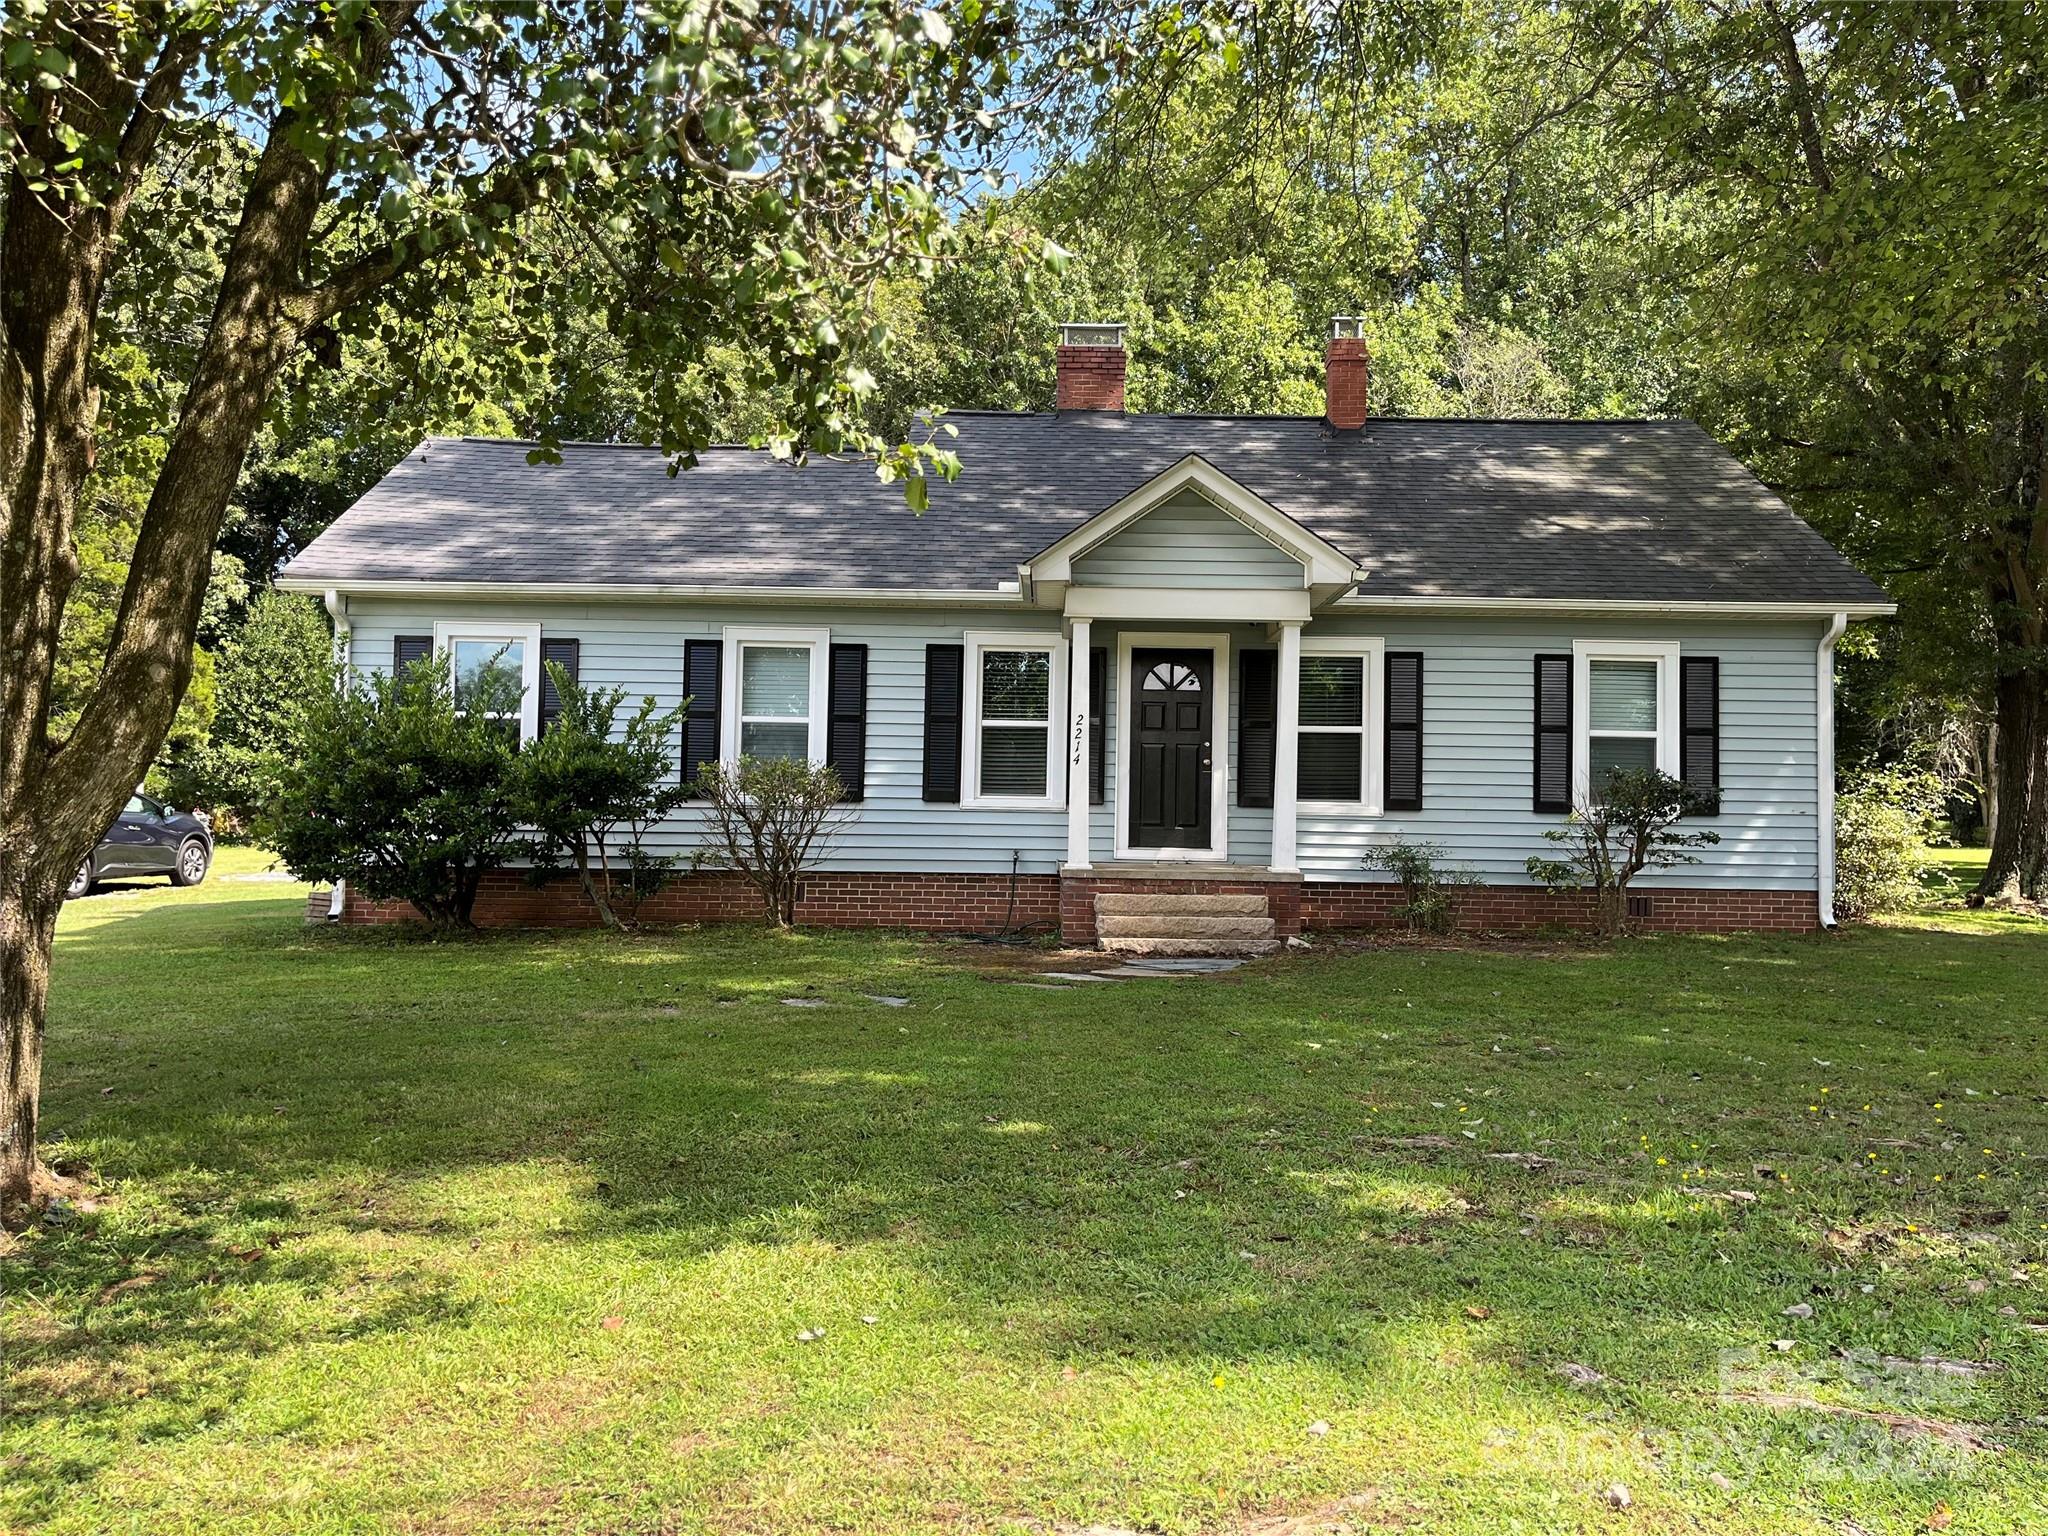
{"left": 1015, "top": 453, "right": 1367, "bottom": 947}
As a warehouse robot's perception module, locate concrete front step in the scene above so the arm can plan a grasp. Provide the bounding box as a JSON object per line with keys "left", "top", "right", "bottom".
{"left": 1099, "top": 936, "right": 1281, "bottom": 957}
{"left": 1092, "top": 892, "right": 1270, "bottom": 917}
{"left": 1096, "top": 913, "right": 1277, "bottom": 940}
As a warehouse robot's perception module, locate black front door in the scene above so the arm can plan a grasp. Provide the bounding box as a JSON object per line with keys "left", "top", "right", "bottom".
{"left": 1129, "top": 647, "right": 1213, "bottom": 850}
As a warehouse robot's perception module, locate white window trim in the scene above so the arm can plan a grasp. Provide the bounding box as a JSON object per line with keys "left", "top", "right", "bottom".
{"left": 1572, "top": 639, "right": 1681, "bottom": 807}
{"left": 721, "top": 625, "right": 831, "bottom": 764}
{"left": 1297, "top": 634, "right": 1385, "bottom": 816}
{"left": 962, "top": 629, "right": 1068, "bottom": 809}
{"left": 433, "top": 620, "right": 542, "bottom": 742}
{"left": 1111, "top": 630, "right": 1231, "bottom": 862}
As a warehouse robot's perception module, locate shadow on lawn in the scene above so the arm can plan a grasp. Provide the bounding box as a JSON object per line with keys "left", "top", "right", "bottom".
{"left": 13, "top": 904, "right": 2045, "bottom": 1518}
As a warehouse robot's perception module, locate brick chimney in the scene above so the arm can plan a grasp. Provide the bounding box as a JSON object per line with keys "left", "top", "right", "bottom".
{"left": 1326, "top": 317, "right": 1370, "bottom": 430}
{"left": 1055, "top": 322, "right": 1126, "bottom": 411}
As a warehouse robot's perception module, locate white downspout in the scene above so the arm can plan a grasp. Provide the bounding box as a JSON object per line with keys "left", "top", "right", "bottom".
{"left": 1815, "top": 612, "right": 1848, "bottom": 929}
{"left": 322, "top": 589, "right": 350, "bottom": 921}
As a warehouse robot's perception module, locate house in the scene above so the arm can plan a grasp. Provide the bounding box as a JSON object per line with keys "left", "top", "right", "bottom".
{"left": 276, "top": 321, "right": 1893, "bottom": 946}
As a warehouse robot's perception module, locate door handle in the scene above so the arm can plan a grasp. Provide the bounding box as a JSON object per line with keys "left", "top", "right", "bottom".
{"left": 1200, "top": 742, "right": 1212, "bottom": 772}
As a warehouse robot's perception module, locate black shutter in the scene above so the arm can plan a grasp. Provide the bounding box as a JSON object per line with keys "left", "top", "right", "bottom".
{"left": 1681, "top": 655, "right": 1721, "bottom": 812}
{"left": 826, "top": 642, "right": 869, "bottom": 802}
{"left": 681, "top": 638, "right": 723, "bottom": 794}
{"left": 393, "top": 635, "right": 431, "bottom": 679}
{"left": 1238, "top": 648, "right": 1277, "bottom": 809}
{"left": 538, "top": 638, "right": 579, "bottom": 734}
{"left": 1385, "top": 651, "right": 1423, "bottom": 812}
{"left": 1532, "top": 654, "right": 1572, "bottom": 813}
{"left": 922, "top": 643, "right": 965, "bottom": 802}
{"left": 1088, "top": 645, "right": 1107, "bottom": 806}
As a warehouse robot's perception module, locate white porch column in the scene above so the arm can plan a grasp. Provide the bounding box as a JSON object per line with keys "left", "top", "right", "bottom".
{"left": 1067, "top": 619, "right": 1093, "bottom": 869}
{"left": 1272, "top": 620, "right": 1302, "bottom": 874}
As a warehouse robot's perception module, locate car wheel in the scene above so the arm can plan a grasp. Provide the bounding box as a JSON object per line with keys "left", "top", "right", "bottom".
{"left": 171, "top": 838, "right": 211, "bottom": 887}
{"left": 66, "top": 860, "right": 93, "bottom": 901}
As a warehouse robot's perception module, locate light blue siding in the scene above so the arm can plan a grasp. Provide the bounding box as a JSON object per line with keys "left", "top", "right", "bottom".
{"left": 343, "top": 600, "right": 1822, "bottom": 890}
{"left": 1071, "top": 488, "right": 1304, "bottom": 589}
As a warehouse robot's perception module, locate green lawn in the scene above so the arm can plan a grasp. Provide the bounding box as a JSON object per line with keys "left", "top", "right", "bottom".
{"left": 5, "top": 850, "right": 2045, "bottom": 1535}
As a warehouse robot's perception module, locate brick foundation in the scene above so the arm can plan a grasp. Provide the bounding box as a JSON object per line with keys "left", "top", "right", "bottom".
{"left": 334, "top": 868, "right": 1817, "bottom": 937}
{"left": 336, "top": 868, "right": 1062, "bottom": 932}
{"left": 1298, "top": 881, "right": 1819, "bottom": 935}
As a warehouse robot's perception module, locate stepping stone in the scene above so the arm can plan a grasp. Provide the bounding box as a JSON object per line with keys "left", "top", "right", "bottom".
{"left": 1042, "top": 972, "right": 1117, "bottom": 982}
{"left": 1009, "top": 981, "right": 1076, "bottom": 990}
{"left": 1098, "top": 956, "right": 1246, "bottom": 977}
{"left": 863, "top": 994, "right": 911, "bottom": 1007}
{"left": 780, "top": 997, "right": 829, "bottom": 1008}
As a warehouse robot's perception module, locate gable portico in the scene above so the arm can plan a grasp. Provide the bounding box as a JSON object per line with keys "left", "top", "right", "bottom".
{"left": 1017, "top": 454, "right": 1368, "bottom": 882}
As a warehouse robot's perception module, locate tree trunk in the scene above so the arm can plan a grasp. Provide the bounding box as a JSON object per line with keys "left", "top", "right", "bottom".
{"left": 1975, "top": 670, "right": 2047, "bottom": 903}
{"left": 1595, "top": 884, "right": 1627, "bottom": 939}
{"left": 575, "top": 838, "right": 622, "bottom": 931}
{"left": 0, "top": 873, "right": 60, "bottom": 1218}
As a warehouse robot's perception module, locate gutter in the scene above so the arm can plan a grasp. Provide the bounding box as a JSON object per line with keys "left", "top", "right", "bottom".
{"left": 282, "top": 577, "right": 1895, "bottom": 622}
{"left": 280, "top": 577, "right": 1033, "bottom": 609}
{"left": 1333, "top": 594, "right": 1896, "bottom": 620}
{"left": 321, "top": 588, "right": 350, "bottom": 922}
{"left": 1815, "top": 611, "right": 1849, "bottom": 929}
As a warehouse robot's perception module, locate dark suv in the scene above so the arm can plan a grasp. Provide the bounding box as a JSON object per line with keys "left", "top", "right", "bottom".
{"left": 66, "top": 793, "right": 213, "bottom": 899}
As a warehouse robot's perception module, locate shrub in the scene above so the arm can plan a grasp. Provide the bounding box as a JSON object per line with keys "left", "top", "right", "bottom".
{"left": 1366, "top": 840, "right": 1477, "bottom": 934}
{"left": 1834, "top": 769, "right": 1941, "bottom": 920}
{"left": 263, "top": 652, "right": 523, "bottom": 929}
{"left": 1526, "top": 768, "right": 1720, "bottom": 937}
{"left": 512, "top": 665, "right": 686, "bottom": 930}
{"left": 689, "top": 757, "right": 850, "bottom": 928}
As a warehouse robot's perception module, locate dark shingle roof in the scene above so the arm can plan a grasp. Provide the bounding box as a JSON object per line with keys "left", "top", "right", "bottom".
{"left": 280, "top": 413, "right": 1888, "bottom": 606}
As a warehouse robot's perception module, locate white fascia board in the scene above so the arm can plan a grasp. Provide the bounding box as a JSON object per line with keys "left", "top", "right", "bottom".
{"left": 1064, "top": 585, "right": 1311, "bottom": 623}
{"left": 1022, "top": 453, "right": 1362, "bottom": 591}
{"left": 277, "top": 577, "right": 1030, "bottom": 608}
{"left": 1334, "top": 593, "right": 1896, "bottom": 619}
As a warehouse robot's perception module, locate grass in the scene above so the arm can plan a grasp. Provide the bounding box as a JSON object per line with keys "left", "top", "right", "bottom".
{"left": 4, "top": 847, "right": 2045, "bottom": 1535}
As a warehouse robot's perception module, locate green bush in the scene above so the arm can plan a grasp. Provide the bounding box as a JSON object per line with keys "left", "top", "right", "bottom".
{"left": 263, "top": 652, "right": 524, "bottom": 929}
{"left": 512, "top": 665, "right": 686, "bottom": 929}
{"left": 1526, "top": 767, "right": 1719, "bottom": 937}
{"left": 1366, "top": 840, "right": 1477, "bottom": 933}
{"left": 690, "top": 756, "right": 849, "bottom": 927}
{"left": 1834, "top": 769, "right": 1941, "bottom": 920}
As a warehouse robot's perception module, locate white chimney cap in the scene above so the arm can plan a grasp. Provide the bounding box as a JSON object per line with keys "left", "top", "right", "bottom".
{"left": 1330, "top": 316, "right": 1366, "bottom": 340}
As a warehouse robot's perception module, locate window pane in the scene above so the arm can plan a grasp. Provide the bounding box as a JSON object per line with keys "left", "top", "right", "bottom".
{"left": 1588, "top": 659, "right": 1658, "bottom": 732}
{"left": 742, "top": 645, "right": 810, "bottom": 718}
{"left": 980, "top": 725, "right": 1048, "bottom": 796}
{"left": 982, "top": 650, "right": 1049, "bottom": 721}
{"left": 452, "top": 638, "right": 523, "bottom": 713}
{"left": 1299, "top": 656, "right": 1363, "bottom": 728}
{"left": 741, "top": 721, "right": 809, "bottom": 761}
{"left": 1589, "top": 733, "right": 1657, "bottom": 795}
{"left": 1298, "top": 732, "right": 1363, "bottom": 800}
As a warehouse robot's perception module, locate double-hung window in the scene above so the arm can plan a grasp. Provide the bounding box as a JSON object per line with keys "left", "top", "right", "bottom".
{"left": 434, "top": 620, "right": 541, "bottom": 742}
{"left": 723, "top": 626, "right": 830, "bottom": 763}
{"left": 1573, "top": 640, "right": 1679, "bottom": 804}
{"left": 1297, "top": 636, "right": 1385, "bottom": 813}
{"left": 962, "top": 631, "right": 1066, "bottom": 807}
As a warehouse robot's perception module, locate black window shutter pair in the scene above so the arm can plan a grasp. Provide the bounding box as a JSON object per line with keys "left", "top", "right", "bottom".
{"left": 1238, "top": 649, "right": 1423, "bottom": 810}
{"left": 538, "top": 638, "right": 579, "bottom": 733}
{"left": 677, "top": 638, "right": 869, "bottom": 800}
{"left": 1532, "top": 653, "right": 1720, "bottom": 813}
{"left": 396, "top": 634, "right": 579, "bottom": 729}
{"left": 922, "top": 643, "right": 1099, "bottom": 804}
